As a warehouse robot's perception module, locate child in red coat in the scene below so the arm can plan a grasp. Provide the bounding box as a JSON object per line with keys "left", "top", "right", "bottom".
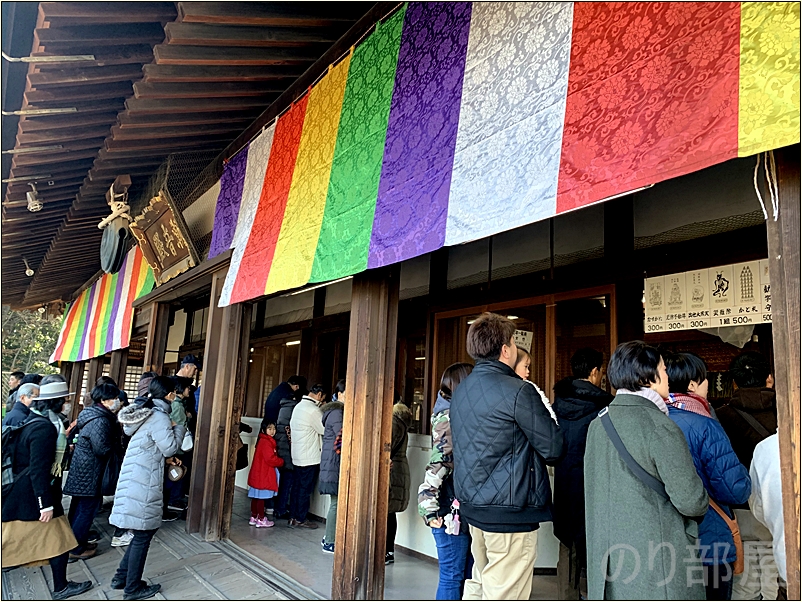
{"left": 247, "top": 423, "right": 284, "bottom": 527}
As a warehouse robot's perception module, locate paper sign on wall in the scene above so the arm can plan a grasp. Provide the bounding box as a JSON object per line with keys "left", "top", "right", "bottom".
{"left": 644, "top": 260, "right": 771, "bottom": 333}
{"left": 514, "top": 330, "right": 533, "bottom": 353}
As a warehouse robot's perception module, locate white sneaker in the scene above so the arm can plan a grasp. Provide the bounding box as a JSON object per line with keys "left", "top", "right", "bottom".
{"left": 111, "top": 531, "right": 134, "bottom": 547}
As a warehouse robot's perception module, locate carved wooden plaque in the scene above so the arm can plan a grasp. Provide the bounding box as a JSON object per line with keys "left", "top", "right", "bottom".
{"left": 129, "top": 190, "right": 198, "bottom": 285}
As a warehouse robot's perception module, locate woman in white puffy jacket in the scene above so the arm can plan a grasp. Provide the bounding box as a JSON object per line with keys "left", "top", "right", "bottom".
{"left": 109, "top": 376, "right": 185, "bottom": 601}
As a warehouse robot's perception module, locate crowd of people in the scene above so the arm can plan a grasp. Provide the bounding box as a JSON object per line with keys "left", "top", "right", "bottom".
{"left": 1, "top": 312, "right": 787, "bottom": 602}
{"left": 415, "top": 312, "right": 785, "bottom": 601}
{"left": 1, "top": 354, "right": 201, "bottom": 601}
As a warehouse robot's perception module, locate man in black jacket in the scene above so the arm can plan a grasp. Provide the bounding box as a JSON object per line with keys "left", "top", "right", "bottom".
{"left": 451, "top": 313, "right": 565, "bottom": 600}
{"left": 551, "top": 348, "right": 613, "bottom": 600}
{"left": 3, "top": 383, "right": 39, "bottom": 427}
{"left": 261, "top": 375, "right": 306, "bottom": 429}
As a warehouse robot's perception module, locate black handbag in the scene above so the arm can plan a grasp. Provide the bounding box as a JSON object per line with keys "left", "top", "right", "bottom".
{"left": 101, "top": 451, "right": 122, "bottom": 496}
{"left": 236, "top": 442, "right": 249, "bottom": 471}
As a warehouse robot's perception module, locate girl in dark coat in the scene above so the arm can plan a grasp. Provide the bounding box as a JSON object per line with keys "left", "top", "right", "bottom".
{"left": 386, "top": 401, "right": 412, "bottom": 565}
{"left": 319, "top": 378, "right": 345, "bottom": 553}
{"left": 247, "top": 423, "right": 283, "bottom": 528}
{"left": 2, "top": 388, "right": 92, "bottom": 600}
{"left": 64, "top": 383, "right": 123, "bottom": 560}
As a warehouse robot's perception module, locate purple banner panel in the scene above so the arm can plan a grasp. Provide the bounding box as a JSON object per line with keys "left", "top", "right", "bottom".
{"left": 208, "top": 145, "right": 249, "bottom": 259}
{"left": 367, "top": 2, "right": 472, "bottom": 268}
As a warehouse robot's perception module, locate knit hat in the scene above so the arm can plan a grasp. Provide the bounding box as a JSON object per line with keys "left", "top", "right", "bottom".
{"left": 137, "top": 374, "right": 155, "bottom": 398}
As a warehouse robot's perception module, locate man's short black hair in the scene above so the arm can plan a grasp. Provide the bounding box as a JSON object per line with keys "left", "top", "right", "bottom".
{"left": 666, "top": 352, "right": 707, "bottom": 394}
{"left": 309, "top": 383, "right": 326, "bottom": 396}
{"left": 607, "top": 341, "right": 662, "bottom": 391}
{"left": 91, "top": 383, "right": 120, "bottom": 404}
{"left": 287, "top": 375, "right": 306, "bottom": 388}
{"left": 571, "top": 348, "right": 604, "bottom": 379}
{"left": 21, "top": 373, "right": 42, "bottom": 385}
{"left": 10, "top": 371, "right": 25, "bottom": 380}
{"left": 730, "top": 351, "right": 771, "bottom": 389}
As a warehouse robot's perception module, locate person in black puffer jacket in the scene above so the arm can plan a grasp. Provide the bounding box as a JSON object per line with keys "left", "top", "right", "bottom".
{"left": 551, "top": 348, "right": 613, "bottom": 600}
{"left": 274, "top": 392, "right": 301, "bottom": 518}
{"left": 64, "top": 384, "right": 123, "bottom": 561}
{"left": 451, "top": 313, "right": 565, "bottom": 601}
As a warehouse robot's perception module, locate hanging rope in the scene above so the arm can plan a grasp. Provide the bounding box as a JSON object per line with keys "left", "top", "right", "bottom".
{"left": 765, "top": 150, "right": 780, "bottom": 221}
{"left": 753, "top": 153, "right": 769, "bottom": 220}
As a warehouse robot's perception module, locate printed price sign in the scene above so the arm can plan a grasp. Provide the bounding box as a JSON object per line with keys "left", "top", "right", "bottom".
{"left": 645, "top": 261, "right": 771, "bottom": 333}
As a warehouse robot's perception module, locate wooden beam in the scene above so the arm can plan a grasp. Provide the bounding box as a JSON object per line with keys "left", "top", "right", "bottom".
{"left": 164, "top": 21, "right": 339, "bottom": 46}
{"left": 142, "top": 63, "right": 304, "bottom": 82}
{"left": 125, "top": 95, "right": 271, "bottom": 114}
{"left": 35, "top": 23, "right": 165, "bottom": 46}
{"left": 333, "top": 266, "right": 399, "bottom": 600}
{"left": 133, "top": 80, "right": 284, "bottom": 99}
{"left": 177, "top": 2, "right": 368, "bottom": 27}
{"left": 117, "top": 110, "right": 257, "bottom": 128}
{"left": 765, "top": 145, "right": 801, "bottom": 600}
{"left": 26, "top": 82, "right": 134, "bottom": 104}
{"left": 17, "top": 112, "right": 118, "bottom": 132}
{"left": 142, "top": 302, "right": 170, "bottom": 374}
{"left": 29, "top": 45, "right": 155, "bottom": 67}
{"left": 17, "top": 126, "right": 111, "bottom": 144}
{"left": 28, "top": 65, "right": 144, "bottom": 88}
{"left": 39, "top": 2, "right": 176, "bottom": 22}
{"left": 110, "top": 122, "right": 244, "bottom": 139}
{"left": 153, "top": 43, "right": 320, "bottom": 66}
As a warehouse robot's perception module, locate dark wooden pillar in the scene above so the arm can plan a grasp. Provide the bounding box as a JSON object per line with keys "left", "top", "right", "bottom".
{"left": 59, "top": 362, "right": 72, "bottom": 381}
{"left": 68, "top": 361, "right": 84, "bottom": 422}
{"left": 187, "top": 269, "right": 250, "bottom": 540}
{"left": 765, "top": 145, "right": 800, "bottom": 599}
{"left": 143, "top": 302, "right": 170, "bottom": 375}
{"left": 332, "top": 267, "right": 399, "bottom": 600}
{"left": 108, "top": 349, "right": 128, "bottom": 387}
{"left": 85, "top": 356, "right": 104, "bottom": 392}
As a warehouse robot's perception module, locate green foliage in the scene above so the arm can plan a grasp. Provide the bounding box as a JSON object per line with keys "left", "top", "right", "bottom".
{"left": 2, "top": 306, "right": 61, "bottom": 393}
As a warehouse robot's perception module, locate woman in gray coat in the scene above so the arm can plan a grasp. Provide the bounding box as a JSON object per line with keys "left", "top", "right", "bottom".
{"left": 584, "top": 342, "right": 709, "bottom": 600}
{"left": 109, "top": 376, "right": 185, "bottom": 601}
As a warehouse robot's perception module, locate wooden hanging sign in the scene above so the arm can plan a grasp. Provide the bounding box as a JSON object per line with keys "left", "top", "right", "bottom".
{"left": 129, "top": 189, "right": 198, "bottom": 286}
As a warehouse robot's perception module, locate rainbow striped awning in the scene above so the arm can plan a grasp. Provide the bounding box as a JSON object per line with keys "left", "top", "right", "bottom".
{"left": 50, "top": 246, "right": 155, "bottom": 363}
{"left": 207, "top": 2, "right": 800, "bottom": 307}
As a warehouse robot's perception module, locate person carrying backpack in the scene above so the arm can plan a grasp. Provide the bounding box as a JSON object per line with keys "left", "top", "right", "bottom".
{"left": 2, "top": 382, "right": 93, "bottom": 600}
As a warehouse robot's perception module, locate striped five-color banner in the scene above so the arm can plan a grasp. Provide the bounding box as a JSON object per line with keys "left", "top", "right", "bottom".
{"left": 50, "top": 246, "right": 155, "bottom": 363}
{"left": 210, "top": 2, "right": 800, "bottom": 307}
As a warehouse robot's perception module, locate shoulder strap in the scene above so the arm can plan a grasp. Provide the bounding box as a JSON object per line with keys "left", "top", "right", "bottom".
{"left": 599, "top": 407, "right": 670, "bottom": 501}
{"left": 732, "top": 407, "right": 772, "bottom": 438}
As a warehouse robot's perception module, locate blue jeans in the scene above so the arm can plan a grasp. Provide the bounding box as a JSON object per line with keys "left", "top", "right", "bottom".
{"left": 290, "top": 464, "right": 319, "bottom": 522}
{"left": 432, "top": 526, "right": 473, "bottom": 600}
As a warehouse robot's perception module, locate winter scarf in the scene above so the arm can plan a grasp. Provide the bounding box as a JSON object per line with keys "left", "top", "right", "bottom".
{"left": 617, "top": 388, "right": 669, "bottom": 415}
{"left": 30, "top": 407, "right": 68, "bottom": 477}
{"left": 667, "top": 392, "right": 711, "bottom": 418}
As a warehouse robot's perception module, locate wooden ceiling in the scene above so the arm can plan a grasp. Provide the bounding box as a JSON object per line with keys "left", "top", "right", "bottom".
{"left": 2, "top": 1, "right": 374, "bottom": 309}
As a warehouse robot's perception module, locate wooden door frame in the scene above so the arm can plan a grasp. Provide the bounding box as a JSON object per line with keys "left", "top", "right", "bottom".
{"left": 429, "top": 284, "right": 617, "bottom": 418}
